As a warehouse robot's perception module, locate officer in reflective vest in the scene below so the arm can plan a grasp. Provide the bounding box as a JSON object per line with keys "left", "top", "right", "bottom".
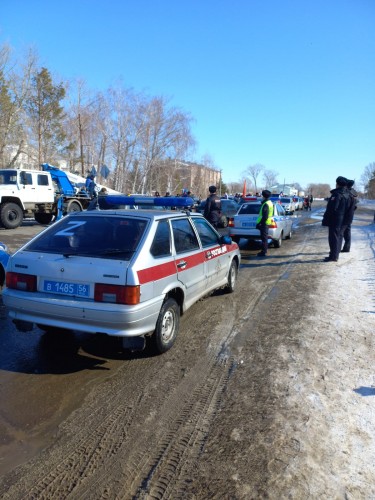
{"left": 255, "top": 190, "right": 274, "bottom": 257}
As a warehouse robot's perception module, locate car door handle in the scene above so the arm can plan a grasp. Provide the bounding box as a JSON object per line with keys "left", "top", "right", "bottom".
{"left": 177, "top": 260, "right": 187, "bottom": 269}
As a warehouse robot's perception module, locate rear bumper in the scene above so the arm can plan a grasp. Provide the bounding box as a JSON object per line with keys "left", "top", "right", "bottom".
{"left": 3, "top": 288, "right": 162, "bottom": 337}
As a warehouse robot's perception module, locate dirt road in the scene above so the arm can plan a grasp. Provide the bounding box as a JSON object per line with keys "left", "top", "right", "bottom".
{"left": 0, "top": 202, "right": 374, "bottom": 499}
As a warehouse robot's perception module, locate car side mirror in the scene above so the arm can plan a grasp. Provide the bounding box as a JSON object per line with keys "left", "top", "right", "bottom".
{"left": 220, "top": 235, "right": 232, "bottom": 245}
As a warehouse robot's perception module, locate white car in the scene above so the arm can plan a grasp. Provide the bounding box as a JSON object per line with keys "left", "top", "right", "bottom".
{"left": 229, "top": 201, "right": 293, "bottom": 248}
{"left": 270, "top": 196, "right": 296, "bottom": 215}
{"left": 3, "top": 196, "right": 241, "bottom": 354}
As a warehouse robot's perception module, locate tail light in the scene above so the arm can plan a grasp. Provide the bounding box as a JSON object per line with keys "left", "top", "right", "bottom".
{"left": 228, "top": 218, "right": 234, "bottom": 227}
{"left": 6, "top": 272, "right": 37, "bottom": 292}
{"left": 94, "top": 284, "right": 140, "bottom": 305}
{"left": 268, "top": 220, "right": 278, "bottom": 229}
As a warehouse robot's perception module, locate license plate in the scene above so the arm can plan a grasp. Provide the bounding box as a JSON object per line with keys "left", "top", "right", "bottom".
{"left": 43, "top": 280, "right": 90, "bottom": 297}
{"left": 242, "top": 222, "right": 256, "bottom": 228}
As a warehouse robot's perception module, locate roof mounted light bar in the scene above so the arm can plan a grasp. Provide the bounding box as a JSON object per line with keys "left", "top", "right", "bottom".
{"left": 103, "top": 195, "right": 194, "bottom": 207}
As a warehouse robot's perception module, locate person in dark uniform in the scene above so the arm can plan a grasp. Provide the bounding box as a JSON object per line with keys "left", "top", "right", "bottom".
{"left": 341, "top": 179, "right": 358, "bottom": 253}
{"left": 203, "top": 185, "right": 221, "bottom": 228}
{"left": 255, "top": 190, "right": 274, "bottom": 257}
{"left": 322, "top": 176, "right": 351, "bottom": 262}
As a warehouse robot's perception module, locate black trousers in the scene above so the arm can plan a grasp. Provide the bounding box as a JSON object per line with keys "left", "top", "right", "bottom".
{"left": 259, "top": 224, "right": 269, "bottom": 254}
{"left": 342, "top": 224, "right": 351, "bottom": 251}
{"left": 328, "top": 225, "right": 347, "bottom": 260}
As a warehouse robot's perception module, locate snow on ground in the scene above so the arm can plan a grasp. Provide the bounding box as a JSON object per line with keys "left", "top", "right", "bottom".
{"left": 273, "top": 203, "right": 375, "bottom": 498}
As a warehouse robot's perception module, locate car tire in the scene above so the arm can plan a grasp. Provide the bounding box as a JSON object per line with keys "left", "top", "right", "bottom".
{"left": 152, "top": 298, "right": 180, "bottom": 353}
{"left": 225, "top": 259, "right": 238, "bottom": 293}
{"left": 286, "top": 228, "right": 292, "bottom": 240}
{"left": 273, "top": 234, "right": 282, "bottom": 248}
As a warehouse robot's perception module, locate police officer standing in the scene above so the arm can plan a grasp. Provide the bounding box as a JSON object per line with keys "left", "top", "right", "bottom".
{"left": 255, "top": 190, "right": 274, "bottom": 257}
{"left": 204, "top": 185, "right": 221, "bottom": 228}
{"left": 341, "top": 179, "right": 358, "bottom": 253}
{"left": 322, "top": 176, "right": 351, "bottom": 262}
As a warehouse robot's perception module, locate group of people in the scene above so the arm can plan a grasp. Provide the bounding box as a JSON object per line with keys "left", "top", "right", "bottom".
{"left": 322, "top": 176, "right": 358, "bottom": 262}
{"left": 203, "top": 178, "right": 358, "bottom": 262}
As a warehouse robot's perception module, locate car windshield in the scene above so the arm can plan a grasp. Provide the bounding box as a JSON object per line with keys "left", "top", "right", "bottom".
{"left": 24, "top": 215, "right": 148, "bottom": 259}
{"left": 238, "top": 204, "right": 261, "bottom": 215}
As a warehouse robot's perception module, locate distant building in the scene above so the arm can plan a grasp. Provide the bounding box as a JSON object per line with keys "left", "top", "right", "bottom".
{"left": 269, "top": 184, "right": 298, "bottom": 196}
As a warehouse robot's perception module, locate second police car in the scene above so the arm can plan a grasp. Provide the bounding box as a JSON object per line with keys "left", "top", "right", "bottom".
{"left": 3, "top": 196, "right": 240, "bottom": 354}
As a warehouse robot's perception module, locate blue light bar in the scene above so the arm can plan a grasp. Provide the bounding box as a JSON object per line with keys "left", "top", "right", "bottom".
{"left": 103, "top": 195, "right": 194, "bottom": 207}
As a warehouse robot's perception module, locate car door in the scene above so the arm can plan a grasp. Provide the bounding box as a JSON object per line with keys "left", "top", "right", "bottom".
{"left": 20, "top": 171, "right": 54, "bottom": 204}
{"left": 170, "top": 217, "right": 206, "bottom": 308}
{"left": 191, "top": 217, "right": 229, "bottom": 289}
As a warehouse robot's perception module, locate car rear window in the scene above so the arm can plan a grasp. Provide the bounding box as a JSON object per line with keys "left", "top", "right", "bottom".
{"left": 238, "top": 204, "right": 261, "bottom": 215}
{"left": 25, "top": 215, "right": 148, "bottom": 259}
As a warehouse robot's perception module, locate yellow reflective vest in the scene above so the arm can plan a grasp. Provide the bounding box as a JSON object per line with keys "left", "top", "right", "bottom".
{"left": 256, "top": 200, "right": 274, "bottom": 225}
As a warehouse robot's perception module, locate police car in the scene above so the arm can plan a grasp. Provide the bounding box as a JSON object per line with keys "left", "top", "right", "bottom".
{"left": 3, "top": 196, "right": 240, "bottom": 354}
{"left": 228, "top": 201, "right": 293, "bottom": 247}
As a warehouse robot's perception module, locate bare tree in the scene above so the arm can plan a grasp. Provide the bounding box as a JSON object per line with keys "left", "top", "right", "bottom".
{"left": 0, "top": 45, "right": 38, "bottom": 168}
{"left": 136, "top": 96, "right": 195, "bottom": 194}
{"left": 245, "top": 163, "right": 265, "bottom": 193}
{"left": 306, "top": 183, "right": 332, "bottom": 198}
{"left": 263, "top": 169, "right": 279, "bottom": 189}
{"left": 360, "top": 162, "right": 375, "bottom": 194}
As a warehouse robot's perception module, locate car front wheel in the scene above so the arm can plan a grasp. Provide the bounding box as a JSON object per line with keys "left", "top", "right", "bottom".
{"left": 225, "top": 259, "right": 238, "bottom": 293}
{"left": 152, "top": 298, "right": 180, "bottom": 353}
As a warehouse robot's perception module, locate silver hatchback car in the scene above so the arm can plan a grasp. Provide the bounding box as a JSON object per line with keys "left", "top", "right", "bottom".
{"left": 3, "top": 198, "right": 240, "bottom": 354}
{"left": 229, "top": 201, "right": 293, "bottom": 248}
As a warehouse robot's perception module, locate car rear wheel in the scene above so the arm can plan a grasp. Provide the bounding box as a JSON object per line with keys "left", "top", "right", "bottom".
{"left": 285, "top": 228, "right": 292, "bottom": 239}
{"left": 273, "top": 233, "right": 282, "bottom": 248}
{"left": 152, "top": 298, "right": 180, "bottom": 353}
{"left": 225, "top": 259, "right": 238, "bottom": 293}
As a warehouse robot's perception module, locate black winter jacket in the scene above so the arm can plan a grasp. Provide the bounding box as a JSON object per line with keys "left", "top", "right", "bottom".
{"left": 322, "top": 187, "right": 351, "bottom": 227}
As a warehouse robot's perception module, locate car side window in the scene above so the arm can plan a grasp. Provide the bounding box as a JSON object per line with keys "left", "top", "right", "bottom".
{"left": 171, "top": 218, "right": 200, "bottom": 254}
{"left": 191, "top": 217, "right": 219, "bottom": 247}
{"left": 150, "top": 220, "right": 171, "bottom": 257}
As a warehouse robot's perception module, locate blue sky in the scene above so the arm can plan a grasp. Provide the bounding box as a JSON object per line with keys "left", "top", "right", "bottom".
{"left": 1, "top": 0, "right": 374, "bottom": 189}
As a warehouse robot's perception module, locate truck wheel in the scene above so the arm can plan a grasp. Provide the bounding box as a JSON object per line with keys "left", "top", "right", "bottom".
{"left": 66, "top": 201, "right": 82, "bottom": 214}
{"left": 34, "top": 213, "right": 53, "bottom": 225}
{"left": 0, "top": 202, "right": 23, "bottom": 229}
{"left": 151, "top": 298, "right": 180, "bottom": 354}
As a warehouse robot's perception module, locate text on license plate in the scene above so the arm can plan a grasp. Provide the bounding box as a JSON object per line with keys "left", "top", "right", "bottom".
{"left": 44, "top": 280, "right": 90, "bottom": 297}
{"left": 242, "top": 222, "right": 256, "bottom": 228}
